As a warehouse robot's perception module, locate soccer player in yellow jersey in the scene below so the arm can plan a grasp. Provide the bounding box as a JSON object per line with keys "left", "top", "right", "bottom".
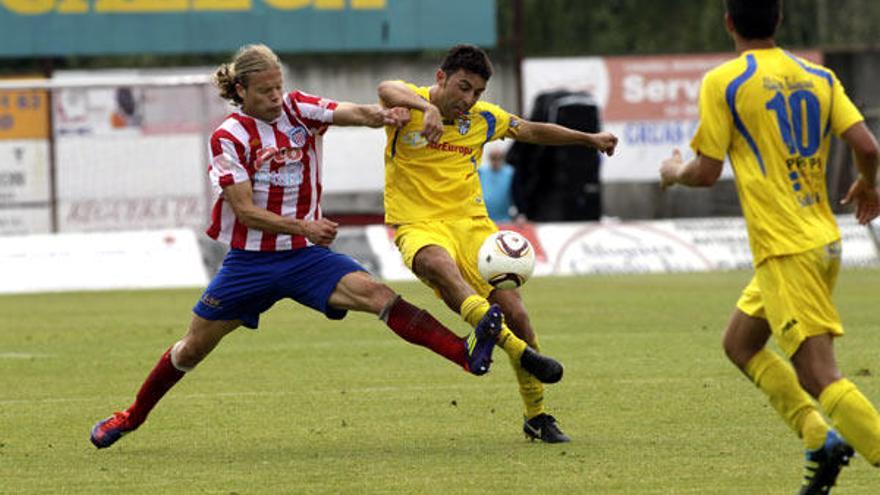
{"left": 660, "top": 1, "right": 880, "bottom": 492}
{"left": 378, "top": 45, "right": 618, "bottom": 443}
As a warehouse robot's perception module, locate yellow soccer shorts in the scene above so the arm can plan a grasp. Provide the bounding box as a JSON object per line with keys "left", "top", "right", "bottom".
{"left": 394, "top": 216, "right": 498, "bottom": 298}
{"left": 736, "top": 241, "right": 844, "bottom": 357}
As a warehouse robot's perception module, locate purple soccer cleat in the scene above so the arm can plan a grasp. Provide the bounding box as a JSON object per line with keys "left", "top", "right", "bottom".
{"left": 90, "top": 411, "right": 136, "bottom": 449}
{"left": 464, "top": 304, "right": 503, "bottom": 375}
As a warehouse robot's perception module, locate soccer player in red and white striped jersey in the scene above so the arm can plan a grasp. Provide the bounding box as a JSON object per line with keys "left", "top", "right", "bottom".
{"left": 89, "top": 44, "right": 503, "bottom": 449}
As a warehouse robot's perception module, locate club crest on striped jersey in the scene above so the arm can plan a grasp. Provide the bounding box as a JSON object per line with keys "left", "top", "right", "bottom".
{"left": 288, "top": 126, "right": 308, "bottom": 148}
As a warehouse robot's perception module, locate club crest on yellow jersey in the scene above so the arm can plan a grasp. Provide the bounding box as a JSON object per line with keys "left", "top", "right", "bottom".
{"left": 456, "top": 116, "right": 471, "bottom": 135}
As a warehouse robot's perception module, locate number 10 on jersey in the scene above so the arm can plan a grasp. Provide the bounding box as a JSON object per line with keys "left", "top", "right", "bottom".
{"left": 765, "top": 89, "right": 821, "bottom": 158}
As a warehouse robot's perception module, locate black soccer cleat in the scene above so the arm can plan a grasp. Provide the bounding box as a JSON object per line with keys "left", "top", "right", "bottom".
{"left": 519, "top": 347, "right": 563, "bottom": 383}
{"left": 798, "top": 430, "right": 854, "bottom": 495}
{"left": 523, "top": 413, "right": 570, "bottom": 443}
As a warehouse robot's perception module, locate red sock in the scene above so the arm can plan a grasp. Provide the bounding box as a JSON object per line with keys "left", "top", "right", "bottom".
{"left": 125, "top": 347, "right": 186, "bottom": 426}
{"left": 384, "top": 297, "right": 468, "bottom": 369}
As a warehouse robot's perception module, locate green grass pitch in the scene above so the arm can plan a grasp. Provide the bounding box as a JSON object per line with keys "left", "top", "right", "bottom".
{"left": 2, "top": 269, "right": 878, "bottom": 494}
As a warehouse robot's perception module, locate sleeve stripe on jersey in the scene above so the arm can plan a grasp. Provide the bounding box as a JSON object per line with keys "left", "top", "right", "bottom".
{"left": 480, "top": 111, "right": 496, "bottom": 145}
{"left": 784, "top": 51, "right": 834, "bottom": 138}
{"left": 784, "top": 51, "right": 833, "bottom": 87}
{"left": 725, "top": 54, "right": 765, "bottom": 175}
{"left": 218, "top": 174, "right": 235, "bottom": 187}
{"left": 205, "top": 197, "right": 225, "bottom": 239}
{"left": 212, "top": 129, "right": 246, "bottom": 165}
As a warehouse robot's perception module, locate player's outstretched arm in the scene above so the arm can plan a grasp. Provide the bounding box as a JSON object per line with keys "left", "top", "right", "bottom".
{"left": 659, "top": 149, "right": 724, "bottom": 190}
{"left": 514, "top": 119, "right": 618, "bottom": 156}
{"left": 222, "top": 181, "right": 338, "bottom": 245}
{"left": 377, "top": 80, "right": 443, "bottom": 142}
{"left": 840, "top": 121, "right": 880, "bottom": 225}
{"left": 333, "top": 102, "right": 410, "bottom": 129}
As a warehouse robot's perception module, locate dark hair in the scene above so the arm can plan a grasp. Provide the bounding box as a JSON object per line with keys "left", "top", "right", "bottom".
{"left": 725, "top": 0, "right": 781, "bottom": 39}
{"left": 440, "top": 44, "right": 493, "bottom": 81}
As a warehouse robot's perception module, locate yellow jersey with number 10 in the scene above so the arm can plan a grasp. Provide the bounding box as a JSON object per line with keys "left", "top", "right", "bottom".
{"left": 383, "top": 82, "right": 520, "bottom": 225}
{"left": 691, "top": 48, "right": 863, "bottom": 265}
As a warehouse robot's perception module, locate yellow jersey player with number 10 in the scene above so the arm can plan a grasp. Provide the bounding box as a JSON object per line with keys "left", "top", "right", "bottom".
{"left": 693, "top": 48, "right": 861, "bottom": 267}
{"left": 660, "top": 1, "right": 880, "bottom": 492}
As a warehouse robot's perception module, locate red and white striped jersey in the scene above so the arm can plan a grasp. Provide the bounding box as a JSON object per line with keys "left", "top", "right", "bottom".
{"left": 206, "top": 90, "right": 338, "bottom": 251}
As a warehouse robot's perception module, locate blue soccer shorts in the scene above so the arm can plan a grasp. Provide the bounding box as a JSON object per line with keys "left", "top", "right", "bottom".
{"left": 193, "top": 246, "right": 366, "bottom": 329}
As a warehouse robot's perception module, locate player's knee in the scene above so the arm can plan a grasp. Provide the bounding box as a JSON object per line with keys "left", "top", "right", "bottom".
{"left": 413, "top": 250, "right": 456, "bottom": 285}
{"left": 721, "top": 332, "right": 751, "bottom": 369}
{"left": 347, "top": 273, "right": 397, "bottom": 314}
{"left": 367, "top": 282, "right": 397, "bottom": 314}
{"left": 170, "top": 340, "right": 201, "bottom": 372}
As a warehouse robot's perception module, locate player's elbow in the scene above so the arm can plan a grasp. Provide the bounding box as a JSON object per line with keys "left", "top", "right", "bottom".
{"left": 687, "top": 155, "right": 724, "bottom": 187}
{"left": 232, "top": 204, "right": 261, "bottom": 228}
{"left": 695, "top": 171, "right": 721, "bottom": 187}
{"left": 854, "top": 141, "right": 880, "bottom": 165}
{"left": 377, "top": 81, "right": 397, "bottom": 104}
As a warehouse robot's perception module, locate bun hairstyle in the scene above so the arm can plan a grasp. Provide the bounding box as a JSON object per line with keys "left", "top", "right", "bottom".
{"left": 214, "top": 44, "right": 282, "bottom": 106}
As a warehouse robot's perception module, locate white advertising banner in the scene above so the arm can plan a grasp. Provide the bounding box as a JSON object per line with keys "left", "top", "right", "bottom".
{"left": 523, "top": 52, "right": 821, "bottom": 183}
{"left": 0, "top": 139, "right": 52, "bottom": 235}
{"left": 0, "top": 228, "right": 208, "bottom": 294}
{"left": 52, "top": 70, "right": 220, "bottom": 233}
{"left": 0, "top": 207, "right": 51, "bottom": 236}
{"left": 0, "top": 140, "right": 50, "bottom": 203}
{"left": 322, "top": 127, "right": 387, "bottom": 193}
{"left": 364, "top": 216, "right": 879, "bottom": 281}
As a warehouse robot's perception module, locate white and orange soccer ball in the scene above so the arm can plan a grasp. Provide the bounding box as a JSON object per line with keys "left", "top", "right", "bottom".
{"left": 477, "top": 230, "right": 536, "bottom": 290}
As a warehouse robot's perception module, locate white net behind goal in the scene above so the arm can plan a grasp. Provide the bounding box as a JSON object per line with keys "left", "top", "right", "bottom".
{"left": 0, "top": 69, "right": 230, "bottom": 235}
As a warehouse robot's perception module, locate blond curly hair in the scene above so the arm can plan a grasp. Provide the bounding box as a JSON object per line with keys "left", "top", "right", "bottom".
{"left": 214, "top": 44, "right": 282, "bottom": 106}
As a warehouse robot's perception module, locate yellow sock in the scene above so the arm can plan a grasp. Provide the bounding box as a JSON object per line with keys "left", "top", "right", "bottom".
{"left": 819, "top": 378, "right": 880, "bottom": 465}
{"left": 801, "top": 410, "right": 829, "bottom": 451}
{"left": 459, "top": 295, "right": 527, "bottom": 358}
{"left": 745, "top": 349, "right": 828, "bottom": 448}
{"left": 512, "top": 337, "right": 544, "bottom": 419}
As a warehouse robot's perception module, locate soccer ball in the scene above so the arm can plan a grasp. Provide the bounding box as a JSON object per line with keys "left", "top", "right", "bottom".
{"left": 477, "top": 231, "right": 536, "bottom": 290}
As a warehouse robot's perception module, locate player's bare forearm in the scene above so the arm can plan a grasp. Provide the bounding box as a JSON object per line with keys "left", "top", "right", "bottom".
{"left": 515, "top": 120, "right": 618, "bottom": 155}
{"left": 223, "top": 181, "right": 327, "bottom": 240}
{"left": 234, "top": 205, "right": 337, "bottom": 245}
{"left": 839, "top": 122, "right": 880, "bottom": 224}
{"left": 660, "top": 151, "right": 723, "bottom": 189}
{"left": 333, "top": 103, "right": 385, "bottom": 128}
{"left": 842, "top": 122, "right": 880, "bottom": 186}
{"left": 333, "top": 102, "right": 410, "bottom": 129}
{"left": 378, "top": 80, "right": 442, "bottom": 142}
{"left": 377, "top": 80, "right": 431, "bottom": 112}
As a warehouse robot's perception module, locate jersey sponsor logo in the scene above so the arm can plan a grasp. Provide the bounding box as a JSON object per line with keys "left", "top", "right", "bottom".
{"left": 253, "top": 162, "right": 304, "bottom": 188}
{"left": 288, "top": 126, "right": 308, "bottom": 148}
{"left": 255, "top": 146, "right": 304, "bottom": 167}
{"left": 401, "top": 130, "right": 428, "bottom": 148}
{"left": 426, "top": 141, "right": 473, "bottom": 156}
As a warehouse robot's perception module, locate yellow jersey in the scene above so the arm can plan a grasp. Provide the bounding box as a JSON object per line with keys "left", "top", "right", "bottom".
{"left": 691, "top": 48, "right": 864, "bottom": 265}
{"left": 383, "top": 82, "right": 520, "bottom": 224}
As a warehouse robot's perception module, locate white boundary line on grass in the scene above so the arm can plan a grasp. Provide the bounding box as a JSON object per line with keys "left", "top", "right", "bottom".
{"left": 0, "top": 352, "right": 53, "bottom": 359}
{"left": 0, "top": 383, "right": 519, "bottom": 406}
